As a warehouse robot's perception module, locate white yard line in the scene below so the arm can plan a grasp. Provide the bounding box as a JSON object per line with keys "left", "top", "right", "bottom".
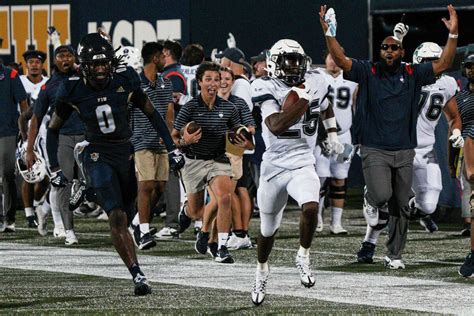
{"left": 0, "top": 242, "right": 472, "bottom": 314}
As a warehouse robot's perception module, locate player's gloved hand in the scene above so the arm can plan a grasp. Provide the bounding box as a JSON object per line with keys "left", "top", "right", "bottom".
{"left": 324, "top": 8, "right": 337, "bottom": 37}
{"left": 327, "top": 132, "right": 344, "bottom": 155}
{"left": 227, "top": 33, "right": 236, "bottom": 48}
{"left": 320, "top": 138, "right": 332, "bottom": 156}
{"left": 211, "top": 48, "right": 219, "bottom": 62}
{"left": 47, "top": 26, "right": 61, "bottom": 48}
{"left": 290, "top": 86, "right": 313, "bottom": 102}
{"left": 50, "top": 169, "right": 68, "bottom": 188}
{"left": 449, "top": 128, "right": 464, "bottom": 148}
{"left": 169, "top": 149, "right": 185, "bottom": 173}
{"left": 335, "top": 143, "right": 355, "bottom": 163}
{"left": 393, "top": 22, "right": 409, "bottom": 42}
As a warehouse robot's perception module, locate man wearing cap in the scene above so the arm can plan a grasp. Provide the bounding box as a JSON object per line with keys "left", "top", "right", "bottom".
{"left": 0, "top": 58, "right": 28, "bottom": 232}
{"left": 18, "top": 50, "right": 50, "bottom": 229}
{"left": 26, "top": 44, "right": 84, "bottom": 243}
{"left": 251, "top": 50, "right": 268, "bottom": 79}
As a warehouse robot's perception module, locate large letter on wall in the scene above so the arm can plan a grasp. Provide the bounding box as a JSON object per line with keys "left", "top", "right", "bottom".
{"left": 51, "top": 4, "right": 70, "bottom": 45}
{"left": 11, "top": 6, "right": 30, "bottom": 71}
{"left": 32, "top": 5, "right": 50, "bottom": 70}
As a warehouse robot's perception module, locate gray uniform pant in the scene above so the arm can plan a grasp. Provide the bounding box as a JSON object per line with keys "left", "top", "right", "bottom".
{"left": 361, "top": 146, "right": 415, "bottom": 260}
{"left": 164, "top": 170, "right": 180, "bottom": 229}
{"left": 55, "top": 134, "right": 84, "bottom": 230}
{"left": 0, "top": 136, "right": 17, "bottom": 224}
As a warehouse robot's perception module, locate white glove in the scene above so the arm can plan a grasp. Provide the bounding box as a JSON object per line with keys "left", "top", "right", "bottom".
{"left": 290, "top": 86, "right": 312, "bottom": 102}
{"left": 227, "top": 33, "right": 236, "bottom": 48}
{"left": 324, "top": 8, "right": 337, "bottom": 37}
{"left": 449, "top": 129, "right": 464, "bottom": 148}
{"left": 47, "top": 26, "right": 61, "bottom": 49}
{"left": 335, "top": 143, "right": 355, "bottom": 163}
{"left": 211, "top": 48, "right": 219, "bottom": 62}
{"left": 327, "top": 132, "right": 344, "bottom": 155}
{"left": 393, "top": 22, "right": 409, "bottom": 42}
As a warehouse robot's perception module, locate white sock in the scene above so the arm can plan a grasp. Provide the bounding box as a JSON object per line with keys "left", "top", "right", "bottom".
{"left": 364, "top": 225, "right": 383, "bottom": 245}
{"left": 194, "top": 220, "right": 202, "bottom": 228}
{"left": 50, "top": 190, "right": 64, "bottom": 227}
{"left": 140, "top": 223, "right": 150, "bottom": 236}
{"left": 331, "top": 207, "right": 343, "bottom": 226}
{"left": 218, "top": 232, "right": 229, "bottom": 249}
{"left": 257, "top": 261, "right": 269, "bottom": 272}
{"left": 297, "top": 245, "right": 310, "bottom": 257}
{"left": 132, "top": 213, "right": 140, "bottom": 226}
{"left": 25, "top": 207, "right": 35, "bottom": 217}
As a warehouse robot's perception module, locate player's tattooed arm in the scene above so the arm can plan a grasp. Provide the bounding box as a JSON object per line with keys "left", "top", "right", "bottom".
{"left": 130, "top": 88, "right": 176, "bottom": 151}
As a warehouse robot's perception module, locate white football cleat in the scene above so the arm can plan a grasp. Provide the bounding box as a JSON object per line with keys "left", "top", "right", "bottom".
{"left": 65, "top": 229, "right": 79, "bottom": 245}
{"left": 251, "top": 269, "right": 270, "bottom": 306}
{"left": 53, "top": 226, "right": 66, "bottom": 238}
{"left": 384, "top": 256, "right": 405, "bottom": 269}
{"left": 329, "top": 224, "right": 348, "bottom": 235}
{"left": 295, "top": 254, "right": 315, "bottom": 288}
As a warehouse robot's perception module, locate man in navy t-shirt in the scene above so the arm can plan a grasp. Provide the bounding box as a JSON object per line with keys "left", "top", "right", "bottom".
{"left": 319, "top": 4, "right": 459, "bottom": 268}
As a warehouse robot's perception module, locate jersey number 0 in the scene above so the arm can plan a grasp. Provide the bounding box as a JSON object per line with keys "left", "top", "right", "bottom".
{"left": 95, "top": 104, "right": 116, "bottom": 134}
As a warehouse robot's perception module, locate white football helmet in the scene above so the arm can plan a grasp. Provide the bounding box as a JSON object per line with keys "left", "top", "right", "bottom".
{"left": 266, "top": 39, "right": 310, "bottom": 86}
{"left": 116, "top": 46, "right": 143, "bottom": 72}
{"left": 413, "top": 42, "right": 442, "bottom": 64}
{"left": 16, "top": 144, "right": 47, "bottom": 184}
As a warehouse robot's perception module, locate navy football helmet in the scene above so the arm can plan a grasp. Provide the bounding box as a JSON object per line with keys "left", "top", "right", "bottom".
{"left": 77, "top": 33, "right": 117, "bottom": 84}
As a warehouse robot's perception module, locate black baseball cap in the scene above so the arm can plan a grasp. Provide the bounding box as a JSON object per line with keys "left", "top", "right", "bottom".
{"left": 250, "top": 49, "right": 268, "bottom": 63}
{"left": 216, "top": 47, "right": 246, "bottom": 65}
{"left": 463, "top": 54, "right": 474, "bottom": 67}
{"left": 54, "top": 45, "right": 76, "bottom": 57}
{"left": 22, "top": 50, "right": 47, "bottom": 63}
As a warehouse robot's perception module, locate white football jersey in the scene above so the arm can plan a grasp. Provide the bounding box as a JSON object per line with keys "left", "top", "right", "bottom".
{"left": 180, "top": 64, "right": 199, "bottom": 97}
{"left": 416, "top": 75, "right": 458, "bottom": 149}
{"left": 316, "top": 67, "right": 357, "bottom": 135}
{"left": 251, "top": 71, "right": 330, "bottom": 170}
{"left": 20, "top": 75, "right": 49, "bottom": 106}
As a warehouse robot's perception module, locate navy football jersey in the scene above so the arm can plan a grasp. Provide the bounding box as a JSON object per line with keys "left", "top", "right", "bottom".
{"left": 53, "top": 66, "right": 141, "bottom": 144}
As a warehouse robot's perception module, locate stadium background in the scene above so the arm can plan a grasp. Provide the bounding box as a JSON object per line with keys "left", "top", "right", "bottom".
{"left": 1, "top": 0, "right": 473, "bottom": 211}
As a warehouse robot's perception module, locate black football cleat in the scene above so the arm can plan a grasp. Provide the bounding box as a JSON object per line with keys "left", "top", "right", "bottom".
{"left": 133, "top": 274, "right": 152, "bottom": 296}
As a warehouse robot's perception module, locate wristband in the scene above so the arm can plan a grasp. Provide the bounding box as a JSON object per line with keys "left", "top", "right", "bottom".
{"left": 322, "top": 117, "right": 337, "bottom": 130}
{"left": 449, "top": 33, "right": 458, "bottom": 39}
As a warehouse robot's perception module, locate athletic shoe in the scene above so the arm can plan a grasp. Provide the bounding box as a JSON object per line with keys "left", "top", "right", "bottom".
{"left": 195, "top": 231, "right": 209, "bottom": 254}
{"left": 128, "top": 224, "right": 140, "bottom": 248}
{"left": 53, "top": 226, "right": 66, "bottom": 238}
{"left": 251, "top": 268, "right": 270, "bottom": 306}
{"left": 383, "top": 256, "right": 405, "bottom": 269}
{"left": 227, "top": 233, "right": 253, "bottom": 250}
{"left": 154, "top": 227, "right": 179, "bottom": 240}
{"left": 357, "top": 241, "right": 375, "bottom": 264}
{"left": 460, "top": 224, "right": 471, "bottom": 237}
{"left": 3, "top": 222, "right": 16, "bottom": 233}
{"left": 316, "top": 221, "right": 323, "bottom": 233}
{"left": 295, "top": 254, "right": 315, "bottom": 288}
{"left": 133, "top": 274, "right": 152, "bottom": 296}
{"left": 215, "top": 246, "right": 234, "bottom": 263}
{"left": 37, "top": 210, "right": 48, "bottom": 237}
{"left": 419, "top": 216, "right": 438, "bottom": 233}
{"left": 329, "top": 224, "right": 348, "bottom": 235}
{"left": 69, "top": 179, "right": 86, "bottom": 211}
{"left": 459, "top": 252, "right": 474, "bottom": 278}
{"left": 65, "top": 230, "right": 79, "bottom": 245}
{"left": 207, "top": 242, "right": 218, "bottom": 258}
{"left": 177, "top": 201, "right": 191, "bottom": 233}
{"left": 26, "top": 215, "right": 38, "bottom": 228}
{"left": 138, "top": 233, "right": 156, "bottom": 250}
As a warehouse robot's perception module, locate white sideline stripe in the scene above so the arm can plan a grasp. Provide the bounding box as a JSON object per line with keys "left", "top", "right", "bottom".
{"left": 0, "top": 242, "right": 473, "bottom": 314}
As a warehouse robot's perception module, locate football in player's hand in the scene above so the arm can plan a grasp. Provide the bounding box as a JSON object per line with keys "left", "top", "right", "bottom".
{"left": 282, "top": 85, "right": 308, "bottom": 112}
{"left": 180, "top": 121, "right": 201, "bottom": 136}
{"left": 228, "top": 125, "right": 251, "bottom": 144}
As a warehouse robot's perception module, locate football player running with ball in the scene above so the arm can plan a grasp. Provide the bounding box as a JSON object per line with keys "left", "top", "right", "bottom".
{"left": 250, "top": 39, "right": 344, "bottom": 305}
{"left": 46, "top": 33, "right": 184, "bottom": 296}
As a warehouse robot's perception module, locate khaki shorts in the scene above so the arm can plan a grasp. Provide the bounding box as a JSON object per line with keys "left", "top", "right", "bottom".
{"left": 134, "top": 149, "right": 169, "bottom": 182}
{"left": 182, "top": 156, "right": 232, "bottom": 193}
{"left": 226, "top": 152, "right": 243, "bottom": 180}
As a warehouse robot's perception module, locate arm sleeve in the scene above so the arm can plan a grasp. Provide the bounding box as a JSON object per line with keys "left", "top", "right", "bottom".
{"left": 260, "top": 99, "right": 280, "bottom": 122}
{"left": 46, "top": 126, "right": 60, "bottom": 170}
{"left": 229, "top": 104, "right": 241, "bottom": 129}
{"left": 414, "top": 62, "right": 436, "bottom": 86}
{"left": 343, "top": 58, "right": 367, "bottom": 84}
{"left": 11, "top": 70, "right": 27, "bottom": 103}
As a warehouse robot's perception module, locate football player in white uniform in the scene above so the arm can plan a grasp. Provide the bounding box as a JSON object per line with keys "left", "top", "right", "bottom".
{"left": 357, "top": 42, "right": 462, "bottom": 263}
{"left": 250, "top": 39, "right": 344, "bottom": 305}
{"left": 314, "top": 51, "right": 358, "bottom": 234}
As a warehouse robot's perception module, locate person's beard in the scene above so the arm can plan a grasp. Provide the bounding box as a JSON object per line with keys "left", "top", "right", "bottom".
{"left": 380, "top": 56, "right": 402, "bottom": 73}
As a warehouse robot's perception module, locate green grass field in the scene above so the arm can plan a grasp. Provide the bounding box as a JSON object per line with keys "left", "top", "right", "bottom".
{"left": 1, "top": 194, "right": 473, "bottom": 314}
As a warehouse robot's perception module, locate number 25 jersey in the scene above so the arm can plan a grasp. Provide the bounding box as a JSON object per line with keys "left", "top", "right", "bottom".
{"left": 416, "top": 75, "right": 458, "bottom": 149}
{"left": 251, "top": 71, "right": 330, "bottom": 170}
{"left": 53, "top": 66, "right": 141, "bottom": 144}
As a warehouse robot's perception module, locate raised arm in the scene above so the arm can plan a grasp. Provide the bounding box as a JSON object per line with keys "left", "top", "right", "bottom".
{"left": 319, "top": 5, "right": 352, "bottom": 72}
{"left": 432, "top": 5, "right": 458, "bottom": 75}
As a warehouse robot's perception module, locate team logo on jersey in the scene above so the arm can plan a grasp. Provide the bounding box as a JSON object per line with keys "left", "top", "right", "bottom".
{"left": 116, "top": 86, "right": 125, "bottom": 93}
{"left": 90, "top": 153, "right": 99, "bottom": 162}
{"left": 218, "top": 112, "right": 224, "bottom": 118}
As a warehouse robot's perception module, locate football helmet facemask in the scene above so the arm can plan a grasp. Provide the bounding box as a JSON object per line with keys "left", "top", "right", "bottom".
{"left": 266, "top": 39, "right": 309, "bottom": 86}
{"left": 77, "top": 33, "right": 117, "bottom": 84}
{"left": 16, "top": 145, "right": 47, "bottom": 184}
{"left": 412, "top": 42, "right": 442, "bottom": 64}
{"left": 116, "top": 46, "right": 143, "bottom": 72}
